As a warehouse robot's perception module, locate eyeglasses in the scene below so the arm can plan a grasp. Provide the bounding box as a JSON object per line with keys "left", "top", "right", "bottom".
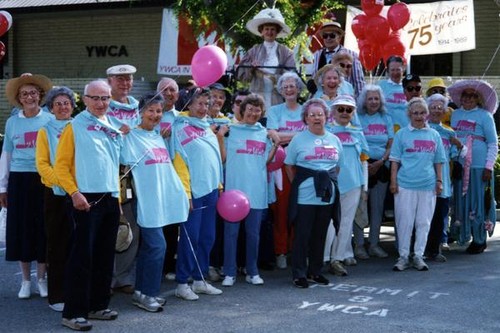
{"left": 462, "top": 92, "right": 478, "bottom": 99}
{"left": 54, "top": 101, "right": 71, "bottom": 107}
{"left": 411, "top": 111, "right": 427, "bottom": 116}
{"left": 429, "top": 105, "right": 444, "bottom": 110}
{"left": 85, "top": 95, "right": 111, "bottom": 102}
{"left": 336, "top": 106, "right": 353, "bottom": 114}
{"left": 19, "top": 90, "right": 40, "bottom": 99}
{"left": 338, "top": 63, "right": 352, "bottom": 69}
{"left": 322, "top": 32, "right": 337, "bottom": 39}
{"left": 282, "top": 84, "right": 297, "bottom": 90}
{"left": 405, "top": 86, "right": 422, "bottom": 92}
{"left": 307, "top": 112, "right": 325, "bottom": 118}
{"left": 430, "top": 88, "right": 446, "bottom": 95}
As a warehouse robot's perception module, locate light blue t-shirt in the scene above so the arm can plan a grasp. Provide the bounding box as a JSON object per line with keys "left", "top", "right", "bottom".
{"left": 3, "top": 110, "right": 54, "bottom": 172}
{"left": 171, "top": 116, "right": 223, "bottom": 199}
{"left": 155, "top": 108, "right": 179, "bottom": 158}
{"left": 451, "top": 107, "right": 498, "bottom": 169}
{"left": 390, "top": 125, "right": 447, "bottom": 191}
{"left": 266, "top": 103, "right": 305, "bottom": 132}
{"left": 42, "top": 118, "right": 72, "bottom": 196}
{"left": 378, "top": 79, "right": 408, "bottom": 131}
{"left": 71, "top": 110, "right": 123, "bottom": 197}
{"left": 359, "top": 112, "right": 394, "bottom": 160}
{"left": 224, "top": 123, "right": 272, "bottom": 209}
{"left": 121, "top": 128, "right": 189, "bottom": 228}
{"left": 285, "top": 129, "right": 343, "bottom": 205}
{"left": 313, "top": 81, "right": 355, "bottom": 99}
{"left": 107, "top": 96, "right": 140, "bottom": 129}
{"left": 327, "top": 124, "right": 369, "bottom": 194}
{"left": 429, "top": 122, "right": 457, "bottom": 198}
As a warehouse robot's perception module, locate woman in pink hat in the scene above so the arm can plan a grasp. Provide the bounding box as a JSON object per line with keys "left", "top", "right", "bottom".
{"left": 448, "top": 79, "right": 498, "bottom": 254}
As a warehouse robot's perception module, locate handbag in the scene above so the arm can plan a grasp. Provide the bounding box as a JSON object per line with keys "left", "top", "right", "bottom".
{"left": 115, "top": 214, "right": 133, "bottom": 253}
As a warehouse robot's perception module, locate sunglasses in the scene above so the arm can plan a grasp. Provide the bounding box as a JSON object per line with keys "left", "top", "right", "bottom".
{"left": 337, "top": 106, "right": 353, "bottom": 114}
{"left": 339, "top": 63, "right": 352, "bottom": 69}
{"left": 322, "top": 32, "right": 337, "bottom": 39}
{"left": 462, "top": 92, "right": 478, "bottom": 99}
{"left": 405, "top": 86, "right": 422, "bottom": 92}
{"left": 430, "top": 88, "right": 446, "bottom": 95}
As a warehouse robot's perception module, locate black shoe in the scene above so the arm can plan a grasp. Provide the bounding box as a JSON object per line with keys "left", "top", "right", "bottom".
{"left": 293, "top": 277, "right": 309, "bottom": 288}
{"left": 466, "top": 242, "right": 487, "bottom": 254}
{"left": 307, "top": 274, "right": 329, "bottom": 285}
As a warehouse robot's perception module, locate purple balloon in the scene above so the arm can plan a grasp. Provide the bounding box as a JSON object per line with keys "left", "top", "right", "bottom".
{"left": 217, "top": 189, "right": 250, "bottom": 223}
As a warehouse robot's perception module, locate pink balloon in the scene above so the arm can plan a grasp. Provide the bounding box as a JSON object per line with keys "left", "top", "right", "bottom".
{"left": 387, "top": 2, "right": 411, "bottom": 31}
{"left": 217, "top": 190, "right": 250, "bottom": 223}
{"left": 191, "top": 45, "right": 228, "bottom": 87}
{"left": 267, "top": 146, "right": 286, "bottom": 172}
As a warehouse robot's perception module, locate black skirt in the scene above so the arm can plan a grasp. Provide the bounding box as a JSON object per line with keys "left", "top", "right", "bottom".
{"left": 5, "top": 171, "right": 46, "bottom": 262}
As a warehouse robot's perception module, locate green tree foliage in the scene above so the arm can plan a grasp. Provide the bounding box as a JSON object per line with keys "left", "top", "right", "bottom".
{"left": 172, "top": 0, "right": 345, "bottom": 52}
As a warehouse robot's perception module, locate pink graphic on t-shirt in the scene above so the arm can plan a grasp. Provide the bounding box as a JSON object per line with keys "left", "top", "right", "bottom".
{"left": 364, "top": 124, "right": 388, "bottom": 136}
{"left": 386, "top": 92, "right": 406, "bottom": 104}
{"left": 145, "top": 147, "right": 170, "bottom": 165}
{"left": 160, "top": 122, "right": 172, "bottom": 131}
{"left": 279, "top": 120, "right": 305, "bottom": 132}
{"left": 335, "top": 132, "right": 354, "bottom": 144}
{"left": 305, "top": 146, "right": 338, "bottom": 160}
{"left": 180, "top": 125, "right": 206, "bottom": 145}
{"left": 15, "top": 131, "right": 38, "bottom": 149}
{"left": 236, "top": 139, "right": 266, "bottom": 155}
{"left": 405, "top": 139, "right": 436, "bottom": 153}
{"left": 442, "top": 138, "right": 451, "bottom": 150}
{"left": 108, "top": 108, "right": 138, "bottom": 120}
{"left": 455, "top": 120, "right": 476, "bottom": 132}
{"left": 87, "top": 124, "right": 119, "bottom": 139}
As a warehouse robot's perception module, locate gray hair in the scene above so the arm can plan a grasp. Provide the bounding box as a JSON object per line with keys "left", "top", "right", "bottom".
{"left": 83, "top": 79, "right": 111, "bottom": 95}
{"left": 407, "top": 97, "right": 429, "bottom": 116}
{"left": 277, "top": 71, "right": 305, "bottom": 93}
{"left": 426, "top": 93, "right": 449, "bottom": 109}
{"left": 314, "top": 65, "right": 344, "bottom": 87}
{"left": 356, "top": 84, "right": 387, "bottom": 115}
{"left": 45, "top": 86, "right": 76, "bottom": 110}
{"left": 301, "top": 98, "right": 329, "bottom": 124}
{"left": 157, "top": 77, "right": 179, "bottom": 92}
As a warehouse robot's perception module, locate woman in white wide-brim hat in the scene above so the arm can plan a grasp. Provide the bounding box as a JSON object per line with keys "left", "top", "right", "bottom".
{"left": 237, "top": 7, "right": 296, "bottom": 110}
{"left": 448, "top": 79, "right": 498, "bottom": 254}
{"left": 0, "top": 73, "right": 54, "bottom": 299}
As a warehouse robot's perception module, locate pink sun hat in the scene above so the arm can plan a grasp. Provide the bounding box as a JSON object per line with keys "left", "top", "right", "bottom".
{"left": 448, "top": 79, "right": 498, "bottom": 114}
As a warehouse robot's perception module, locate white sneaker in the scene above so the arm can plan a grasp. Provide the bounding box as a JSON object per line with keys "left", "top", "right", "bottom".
{"left": 164, "top": 272, "right": 176, "bottom": 281}
{"left": 369, "top": 245, "right": 389, "bottom": 258}
{"left": 343, "top": 257, "right": 357, "bottom": 266}
{"left": 175, "top": 284, "right": 199, "bottom": 301}
{"left": 18, "top": 280, "right": 31, "bottom": 299}
{"left": 412, "top": 256, "right": 429, "bottom": 271}
{"left": 221, "top": 276, "right": 236, "bottom": 287}
{"left": 49, "top": 303, "right": 65, "bottom": 312}
{"left": 192, "top": 281, "right": 223, "bottom": 295}
{"left": 393, "top": 256, "right": 410, "bottom": 271}
{"left": 133, "top": 294, "right": 163, "bottom": 312}
{"left": 276, "top": 254, "right": 287, "bottom": 269}
{"left": 37, "top": 278, "right": 48, "bottom": 298}
{"left": 245, "top": 275, "right": 264, "bottom": 285}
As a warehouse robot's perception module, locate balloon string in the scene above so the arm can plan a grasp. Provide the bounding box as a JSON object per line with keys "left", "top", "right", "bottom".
{"left": 181, "top": 223, "right": 209, "bottom": 285}
{"left": 480, "top": 43, "right": 499, "bottom": 80}
{"left": 214, "top": 0, "right": 263, "bottom": 45}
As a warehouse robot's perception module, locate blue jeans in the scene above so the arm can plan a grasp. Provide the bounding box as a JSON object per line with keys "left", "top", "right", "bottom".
{"left": 175, "top": 189, "right": 218, "bottom": 283}
{"left": 223, "top": 208, "right": 263, "bottom": 277}
{"left": 62, "top": 193, "right": 119, "bottom": 319}
{"left": 135, "top": 227, "right": 166, "bottom": 297}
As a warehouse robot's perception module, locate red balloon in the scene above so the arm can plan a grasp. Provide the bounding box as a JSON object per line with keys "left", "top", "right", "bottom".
{"left": 191, "top": 45, "right": 228, "bottom": 87}
{"left": 361, "top": 0, "right": 384, "bottom": 17}
{"left": 387, "top": 2, "right": 411, "bottom": 31}
{"left": 267, "top": 146, "right": 286, "bottom": 172}
{"left": 0, "top": 12, "right": 9, "bottom": 37}
{"left": 365, "top": 15, "right": 390, "bottom": 45}
{"left": 351, "top": 14, "right": 368, "bottom": 40}
{"left": 0, "top": 41, "right": 5, "bottom": 62}
{"left": 217, "top": 190, "right": 250, "bottom": 222}
{"left": 381, "top": 34, "right": 406, "bottom": 64}
{"left": 359, "top": 42, "right": 381, "bottom": 71}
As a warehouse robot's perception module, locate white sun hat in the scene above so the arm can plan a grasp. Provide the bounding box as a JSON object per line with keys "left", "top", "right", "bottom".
{"left": 246, "top": 8, "right": 291, "bottom": 38}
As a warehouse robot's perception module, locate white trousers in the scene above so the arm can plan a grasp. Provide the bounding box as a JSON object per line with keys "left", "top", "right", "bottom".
{"left": 394, "top": 187, "right": 436, "bottom": 258}
{"left": 324, "top": 187, "right": 361, "bottom": 262}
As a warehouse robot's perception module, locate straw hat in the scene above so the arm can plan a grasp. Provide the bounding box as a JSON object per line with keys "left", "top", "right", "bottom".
{"left": 5, "top": 73, "right": 52, "bottom": 108}
{"left": 319, "top": 20, "right": 344, "bottom": 35}
{"left": 448, "top": 79, "right": 499, "bottom": 114}
{"left": 246, "top": 8, "right": 291, "bottom": 38}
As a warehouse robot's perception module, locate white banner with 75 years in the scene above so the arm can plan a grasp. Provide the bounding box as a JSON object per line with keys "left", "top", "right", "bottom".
{"left": 345, "top": 0, "right": 475, "bottom": 56}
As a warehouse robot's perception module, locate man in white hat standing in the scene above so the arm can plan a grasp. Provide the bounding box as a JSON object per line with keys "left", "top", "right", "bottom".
{"left": 311, "top": 20, "right": 365, "bottom": 97}
{"left": 237, "top": 8, "right": 296, "bottom": 110}
{"left": 106, "top": 64, "right": 140, "bottom": 295}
